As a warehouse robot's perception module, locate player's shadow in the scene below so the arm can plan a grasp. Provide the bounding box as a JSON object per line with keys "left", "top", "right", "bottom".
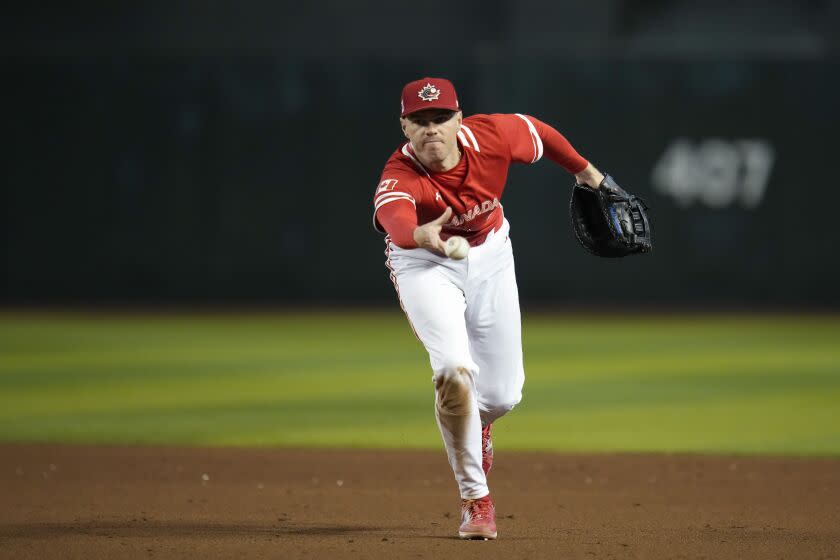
{"left": 0, "top": 520, "right": 390, "bottom": 538}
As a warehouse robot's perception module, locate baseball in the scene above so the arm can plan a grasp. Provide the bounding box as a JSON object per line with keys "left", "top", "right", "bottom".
{"left": 444, "top": 236, "right": 470, "bottom": 260}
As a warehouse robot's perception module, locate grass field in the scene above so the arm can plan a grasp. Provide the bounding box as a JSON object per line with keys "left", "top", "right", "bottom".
{"left": 1, "top": 311, "right": 838, "bottom": 455}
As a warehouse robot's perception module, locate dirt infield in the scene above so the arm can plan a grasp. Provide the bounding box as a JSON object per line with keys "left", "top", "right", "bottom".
{"left": 1, "top": 445, "right": 838, "bottom": 559}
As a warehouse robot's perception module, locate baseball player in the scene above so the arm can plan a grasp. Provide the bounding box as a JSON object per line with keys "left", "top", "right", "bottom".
{"left": 372, "top": 77, "right": 605, "bottom": 540}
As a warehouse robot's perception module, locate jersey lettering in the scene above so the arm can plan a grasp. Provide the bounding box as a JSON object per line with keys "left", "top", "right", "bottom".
{"left": 448, "top": 198, "right": 501, "bottom": 227}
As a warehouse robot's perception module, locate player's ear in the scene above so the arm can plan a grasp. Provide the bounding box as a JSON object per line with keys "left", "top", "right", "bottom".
{"left": 455, "top": 111, "right": 463, "bottom": 126}
{"left": 400, "top": 117, "right": 409, "bottom": 138}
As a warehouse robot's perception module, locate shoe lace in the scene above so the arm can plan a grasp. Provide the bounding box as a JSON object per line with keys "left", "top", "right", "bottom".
{"left": 466, "top": 497, "right": 494, "bottom": 521}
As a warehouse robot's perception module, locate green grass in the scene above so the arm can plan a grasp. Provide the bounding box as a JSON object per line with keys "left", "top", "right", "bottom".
{"left": 0, "top": 311, "right": 838, "bottom": 455}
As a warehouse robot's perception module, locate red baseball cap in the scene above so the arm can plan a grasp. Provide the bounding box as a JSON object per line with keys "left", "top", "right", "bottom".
{"left": 400, "top": 77, "right": 460, "bottom": 117}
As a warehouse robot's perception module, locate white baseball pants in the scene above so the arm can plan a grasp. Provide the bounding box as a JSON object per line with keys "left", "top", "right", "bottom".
{"left": 386, "top": 219, "right": 525, "bottom": 499}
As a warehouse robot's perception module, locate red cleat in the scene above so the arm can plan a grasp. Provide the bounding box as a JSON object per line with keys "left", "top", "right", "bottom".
{"left": 459, "top": 494, "right": 497, "bottom": 540}
{"left": 481, "top": 423, "right": 493, "bottom": 476}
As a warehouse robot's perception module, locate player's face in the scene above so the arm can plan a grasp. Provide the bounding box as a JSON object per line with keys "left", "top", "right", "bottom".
{"left": 401, "top": 109, "right": 463, "bottom": 168}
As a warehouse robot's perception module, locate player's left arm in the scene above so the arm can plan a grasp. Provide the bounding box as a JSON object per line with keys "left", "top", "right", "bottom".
{"left": 496, "top": 113, "right": 605, "bottom": 188}
{"left": 573, "top": 162, "right": 605, "bottom": 190}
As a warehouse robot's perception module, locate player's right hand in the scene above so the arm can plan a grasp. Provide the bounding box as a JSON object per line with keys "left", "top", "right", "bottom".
{"left": 413, "top": 207, "right": 453, "bottom": 254}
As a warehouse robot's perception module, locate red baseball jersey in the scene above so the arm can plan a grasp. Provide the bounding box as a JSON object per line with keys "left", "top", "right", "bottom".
{"left": 372, "top": 113, "right": 587, "bottom": 247}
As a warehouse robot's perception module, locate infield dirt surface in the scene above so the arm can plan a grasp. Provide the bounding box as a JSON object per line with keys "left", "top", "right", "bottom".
{"left": 1, "top": 445, "right": 838, "bottom": 559}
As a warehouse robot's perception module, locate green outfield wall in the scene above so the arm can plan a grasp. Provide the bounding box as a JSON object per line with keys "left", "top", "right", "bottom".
{"left": 3, "top": 4, "right": 839, "bottom": 307}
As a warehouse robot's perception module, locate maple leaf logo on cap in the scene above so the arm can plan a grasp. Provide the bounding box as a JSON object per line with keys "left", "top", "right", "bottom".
{"left": 418, "top": 83, "right": 441, "bottom": 102}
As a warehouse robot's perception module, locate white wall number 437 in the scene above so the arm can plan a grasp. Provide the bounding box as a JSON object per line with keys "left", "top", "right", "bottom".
{"left": 651, "top": 139, "right": 775, "bottom": 209}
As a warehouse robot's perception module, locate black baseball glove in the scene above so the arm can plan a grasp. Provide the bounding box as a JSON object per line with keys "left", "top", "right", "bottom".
{"left": 569, "top": 174, "right": 652, "bottom": 257}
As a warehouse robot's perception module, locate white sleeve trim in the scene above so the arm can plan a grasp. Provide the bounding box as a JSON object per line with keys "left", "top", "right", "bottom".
{"left": 514, "top": 113, "right": 544, "bottom": 163}
{"left": 372, "top": 193, "right": 416, "bottom": 233}
{"left": 374, "top": 188, "right": 413, "bottom": 203}
{"left": 374, "top": 193, "right": 415, "bottom": 211}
